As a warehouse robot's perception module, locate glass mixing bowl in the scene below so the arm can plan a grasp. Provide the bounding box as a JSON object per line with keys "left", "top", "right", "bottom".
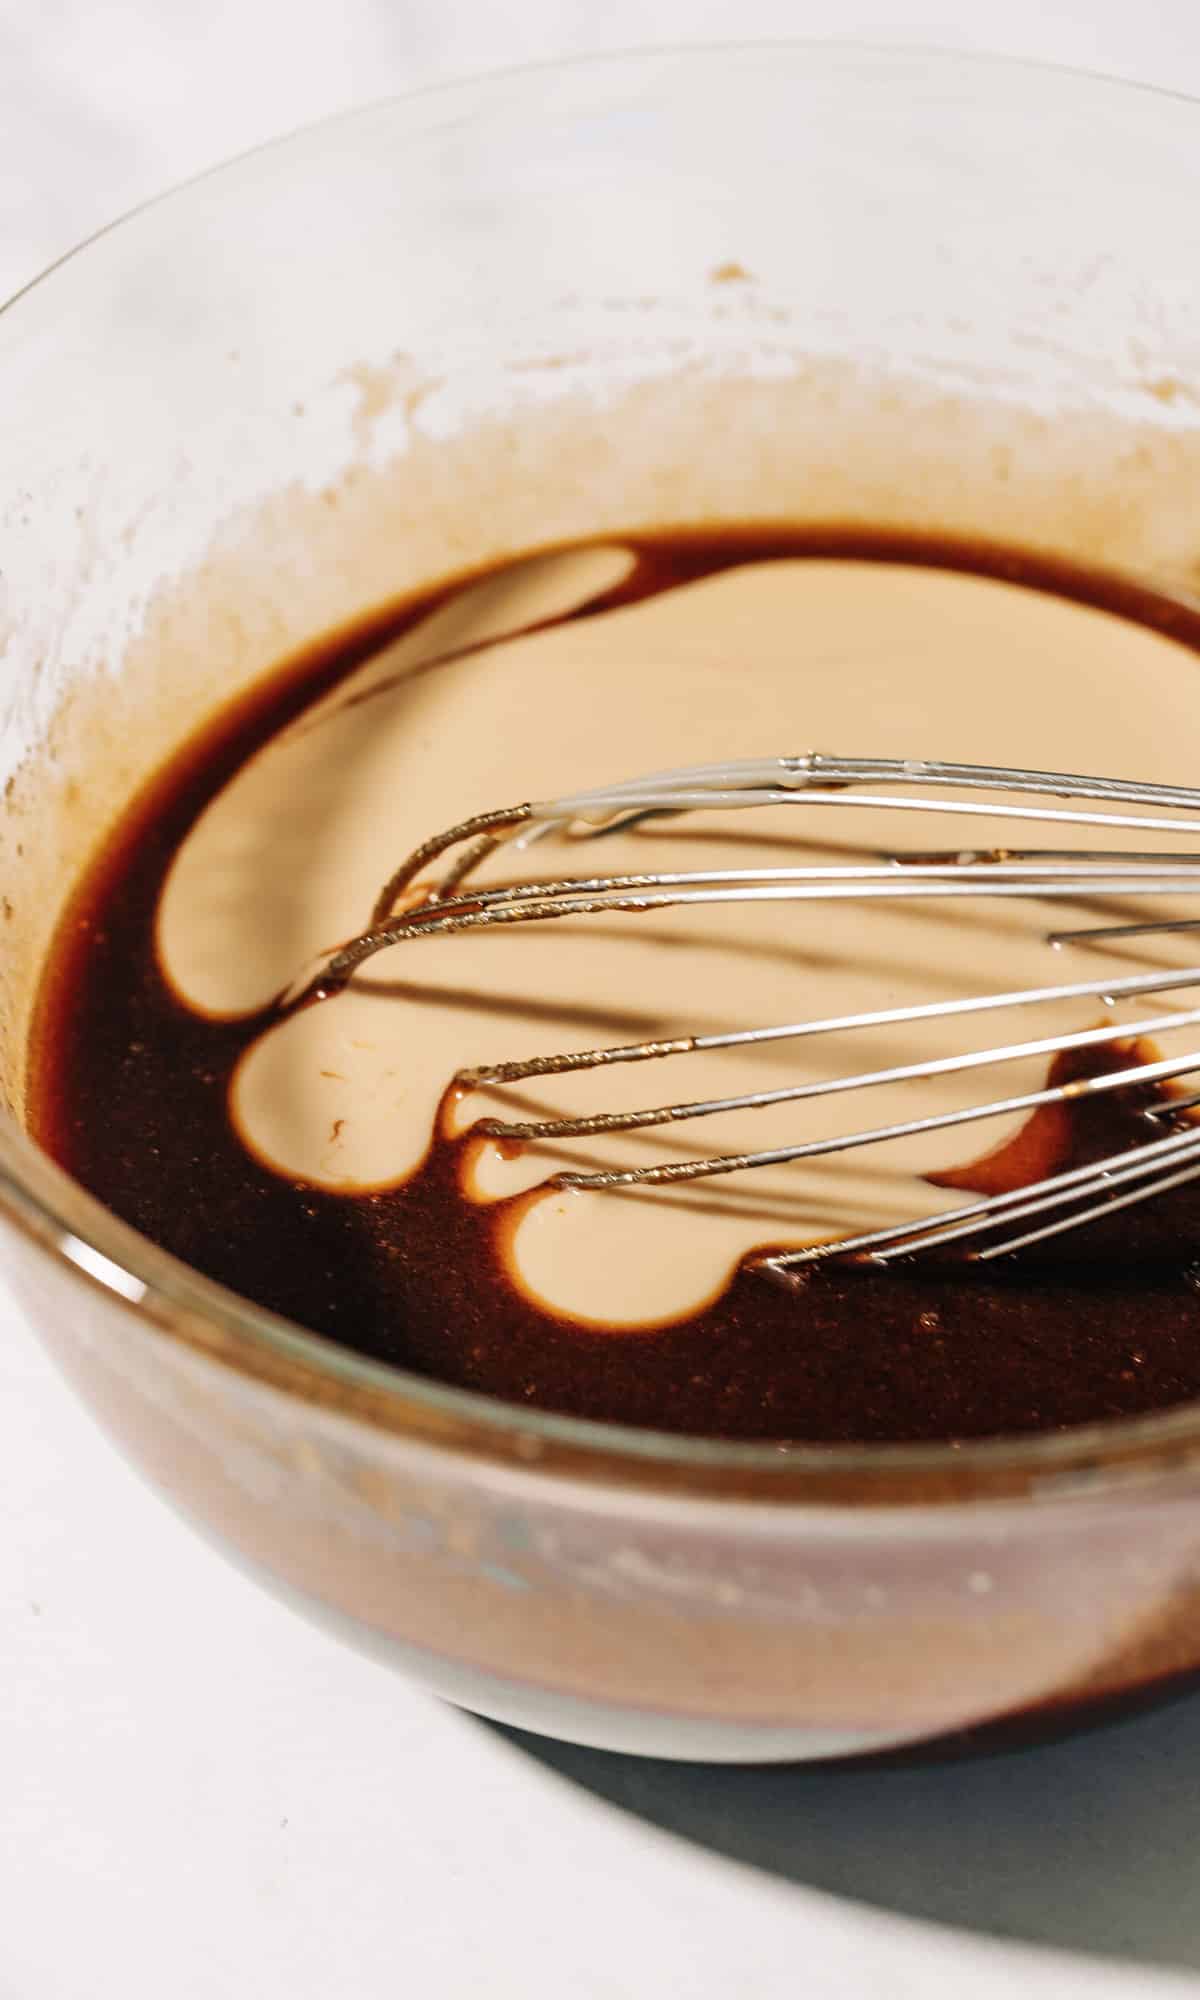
{"left": 6, "top": 44, "right": 1200, "bottom": 1761}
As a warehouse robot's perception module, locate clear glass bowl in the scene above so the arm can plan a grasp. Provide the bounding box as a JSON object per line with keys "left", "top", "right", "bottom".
{"left": 5, "top": 44, "right": 1200, "bottom": 1760}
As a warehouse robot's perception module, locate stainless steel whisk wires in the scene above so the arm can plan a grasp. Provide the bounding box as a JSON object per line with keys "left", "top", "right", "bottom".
{"left": 304, "top": 753, "right": 1200, "bottom": 1276}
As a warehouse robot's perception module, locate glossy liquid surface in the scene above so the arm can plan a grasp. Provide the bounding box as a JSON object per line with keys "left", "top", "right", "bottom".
{"left": 30, "top": 530, "right": 1200, "bottom": 1442}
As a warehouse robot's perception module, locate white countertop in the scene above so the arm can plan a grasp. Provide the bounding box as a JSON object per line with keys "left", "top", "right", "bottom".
{"left": 5, "top": 3, "right": 1200, "bottom": 1993}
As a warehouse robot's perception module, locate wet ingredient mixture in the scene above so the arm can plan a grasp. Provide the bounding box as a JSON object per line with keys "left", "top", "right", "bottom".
{"left": 28, "top": 528, "right": 1200, "bottom": 1441}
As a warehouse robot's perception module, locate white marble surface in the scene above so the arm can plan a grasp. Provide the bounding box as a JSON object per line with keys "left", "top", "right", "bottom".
{"left": 6, "top": 4, "right": 1200, "bottom": 1995}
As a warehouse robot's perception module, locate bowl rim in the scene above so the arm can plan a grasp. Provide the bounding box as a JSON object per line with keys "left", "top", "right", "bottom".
{"left": 7, "top": 38, "right": 1200, "bottom": 1510}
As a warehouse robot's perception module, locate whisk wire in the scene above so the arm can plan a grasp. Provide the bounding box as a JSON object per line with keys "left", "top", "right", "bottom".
{"left": 313, "top": 752, "right": 1200, "bottom": 1270}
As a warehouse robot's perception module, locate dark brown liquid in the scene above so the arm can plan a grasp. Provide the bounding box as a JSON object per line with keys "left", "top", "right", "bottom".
{"left": 28, "top": 529, "right": 1200, "bottom": 1443}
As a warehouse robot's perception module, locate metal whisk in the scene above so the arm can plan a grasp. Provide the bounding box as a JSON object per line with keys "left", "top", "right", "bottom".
{"left": 308, "top": 753, "right": 1200, "bottom": 1280}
